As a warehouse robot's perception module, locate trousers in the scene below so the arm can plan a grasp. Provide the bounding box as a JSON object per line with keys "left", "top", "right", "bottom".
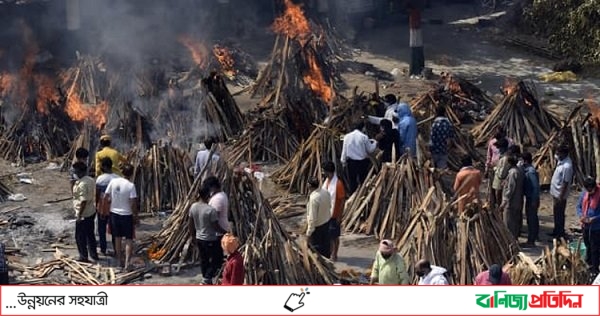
{"left": 76, "top": 214, "right": 98, "bottom": 260}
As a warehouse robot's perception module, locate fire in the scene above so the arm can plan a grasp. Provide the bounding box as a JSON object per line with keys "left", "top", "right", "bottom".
{"left": 502, "top": 78, "right": 518, "bottom": 96}
{"left": 0, "top": 72, "right": 14, "bottom": 98}
{"left": 33, "top": 74, "right": 60, "bottom": 114}
{"left": 64, "top": 86, "right": 108, "bottom": 129}
{"left": 178, "top": 35, "right": 208, "bottom": 69}
{"left": 303, "top": 50, "right": 332, "bottom": 103}
{"left": 272, "top": 0, "right": 311, "bottom": 41}
{"left": 212, "top": 45, "right": 236, "bottom": 79}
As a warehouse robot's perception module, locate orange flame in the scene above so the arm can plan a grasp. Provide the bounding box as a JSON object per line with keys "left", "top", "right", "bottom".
{"left": 212, "top": 45, "right": 236, "bottom": 79}
{"left": 0, "top": 72, "right": 14, "bottom": 98}
{"left": 303, "top": 50, "right": 332, "bottom": 103}
{"left": 272, "top": 0, "right": 311, "bottom": 41}
{"left": 502, "top": 78, "right": 518, "bottom": 96}
{"left": 33, "top": 74, "right": 60, "bottom": 114}
{"left": 178, "top": 35, "right": 208, "bottom": 69}
{"left": 64, "top": 85, "right": 108, "bottom": 129}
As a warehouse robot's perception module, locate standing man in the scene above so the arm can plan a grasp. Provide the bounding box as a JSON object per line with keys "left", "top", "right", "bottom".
{"left": 367, "top": 94, "right": 400, "bottom": 130}
{"left": 95, "top": 135, "right": 126, "bottom": 177}
{"left": 70, "top": 148, "right": 89, "bottom": 188}
{"left": 203, "top": 176, "right": 230, "bottom": 235}
{"left": 322, "top": 161, "right": 346, "bottom": 262}
{"left": 407, "top": 1, "right": 424, "bottom": 79}
{"left": 340, "top": 121, "right": 377, "bottom": 194}
{"left": 369, "top": 239, "right": 409, "bottom": 285}
{"left": 306, "top": 177, "right": 332, "bottom": 258}
{"left": 188, "top": 186, "right": 226, "bottom": 285}
{"left": 550, "top": 145, "right": 573, "bottom": 238}
{"left": 500, "top": 155, "right": 524, "bottom": 239}
{"left": 521, "top": 152, "right": 540, "bottom": 247}
{"left": 415, "top": 259, "right": 449, "bottom": 285}
{"left": 375, "top": 119, "right": 401, "bottom": 163}
{"left": 491, "top": 138, "right": 509, "bottom": 208}
{"left": 397, "top": 103, "right": 417, "bottom": 157}
{"left": 194, "top": 139, "right": 220, "bottom": 178}
{"left": 104, "top": 164, "right": 138, "bottom": 270}
{"left": 96, "top": 157, "right": 120, "bottom": 256}
{"left": 453, "top": 156, "right": 482, "bottom": 213}
{"left": 474, "top": 264, "right": 512, "bottom": 285}
{"left": 576, "top": 177, "right": 600, "bottom": 274}
{"left": 429, "top": 105, "right": 454, "bottom": 169}
{"left": 72, "top": 162, "right": 99, "bottom": 263}
{"left": 486, "top": 128, "right": 513, "bottom": 208}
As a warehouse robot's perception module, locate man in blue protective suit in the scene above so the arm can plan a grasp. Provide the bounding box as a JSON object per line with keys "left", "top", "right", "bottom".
{"left": 396, "top": 103, "right": 418, "bottom": 157}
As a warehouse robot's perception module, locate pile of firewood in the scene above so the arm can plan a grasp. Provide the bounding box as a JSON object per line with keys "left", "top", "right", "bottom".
{"left": 271, "top": 95, "right": 367, "bottom": 193}
{"left": 507, "top": 239, "right": 589, "bottom": 285}
{"left": 0, "top": 178, "right": 11, "bottom": 202}
{"left": 128, "top": 143, "right": 193, "bottom": 214}
{"left": 8, "top": 250, "right": 152, "bottom": 285}
{"left": 533, "top": 105, "right": 591, "bottom": 186}
{"left": 143, "top": 160, "right": 338, "bottom": 284}
{"left": 271, "top": 194, "right": 306, "bottom": 220}
{"left": 397, "top": 195, "right": 519, "bottom": 284}
{"left": 472, "top": 80, "right": 559, "bottom": 147}
{"left": 60, "top": 124, "right": 101, "bottom": 173}
{"left": 108, "top": 101, "right": 153, "bottom": 150}
{"left": 342, "top": 156, "right": 441, "bottom": 240}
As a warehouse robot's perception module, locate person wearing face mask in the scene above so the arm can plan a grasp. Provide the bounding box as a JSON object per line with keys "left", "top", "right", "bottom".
{"left": 577, "top": 177, "right": 600, "bottom": 274}
{"left": 340, "top": 121, "right": 377, "bottom": 194}
{"left": 415, "top": 259, "right": 449, "bottom": 285}
{"left": 369, "top": 240, "right": 409, "bottom": 285}
{"left": 550, "top": 145, "right": 574, "bottom": 238}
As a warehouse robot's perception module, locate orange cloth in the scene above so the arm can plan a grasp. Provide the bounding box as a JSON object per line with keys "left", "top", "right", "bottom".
{"left": 221, "top": 233, "right": 240, "bottom": 254}
{"left": 325, "top": 178, "right": 345, "bottom": 221}
{"left": 454, "top": 167, "right": 482, "bottom": 213}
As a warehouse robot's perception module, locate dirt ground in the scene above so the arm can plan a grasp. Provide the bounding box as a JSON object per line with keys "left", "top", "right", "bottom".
{"left": 2, "top": 3, "right": 600, "bottom": 284}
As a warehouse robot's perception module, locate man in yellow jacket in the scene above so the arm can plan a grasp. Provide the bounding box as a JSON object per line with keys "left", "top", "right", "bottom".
{"left": 95, "top": 135, "right": 126, "bottom": 177}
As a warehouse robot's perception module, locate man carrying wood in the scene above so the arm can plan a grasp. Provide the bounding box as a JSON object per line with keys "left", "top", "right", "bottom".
{"left": 194, "top": 139, "right": 220, "bottom": 178}
{"left": 453, "top": 155, "right": 482, "bottom": 213}
{"left": 521, "top": 152, "right": 540, "bottom": 247}
{"left": 415, "top": 259, "right": 449, "bottom": 285}
{"left": 576, "top": 176, "right": 600, "bottom": 274}
{"left": 72, "top": 162, "right": 99, "bottom": 263}
{"left": 322, "top": 161, "right": 345, "bottom": 262}
{"left": 189, "top": 186, "right": 226, "bottom": 285}
{"left": 429, "top": 105, "right": 454, "bottom": 169}
{"left": 369, "top": 239, "right": 409, "bottom": 285}
{"left": 499, "top": 155, "right": 524, "bottom": 239}
{"left": 340, "top": 121, "right": 377, "bottom": 194}
{"left": 306, "top": 177, "right": 332, "bottom": 258}
{"left": 95, "top": 135, "right": 126, "bottom": 177}
{"left": 104, "top": 164, "right": 138, "bottom": 271}
{"left": 550, "top": 145, "right": 573, "bottom": 238}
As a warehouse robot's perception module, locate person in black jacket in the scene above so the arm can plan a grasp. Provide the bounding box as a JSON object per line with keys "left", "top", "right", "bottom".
{"left": 376, "top": 119, "right": 401, "bottom": 163}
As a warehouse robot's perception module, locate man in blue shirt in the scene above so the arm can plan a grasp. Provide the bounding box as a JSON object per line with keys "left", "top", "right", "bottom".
{"left": 521, "top": 152, "right": 540, "bottom": 247}
{"left": 429, "top": 105, "right": 454, "bottom": 169}
{"left": 577, "top": 177, "right": 600, "bottom": 274}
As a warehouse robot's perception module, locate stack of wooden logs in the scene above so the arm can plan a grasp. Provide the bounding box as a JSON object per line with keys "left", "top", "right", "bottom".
{"left": 397, "top": 193, "right": 519, "bottom": 285}
{"left": 128, "top": 143, "right": 193, "bottom": 214}
{"left": 342, "top": 156, "right": 441, "bottom": 240}
{"left": 533, "top": 105, "right": 591, "bottom": 186}
{"left": 8, "top": 250, "right": 152, "bottom": 285}
{"left": 143, "top": 160, "right": 339, "bottom": 284}
{"left": 60, "top": 123, "right": 100, "bottom": 173}
{"left": 472, "top": 80, "right": 559, "bottom": 147}
{"left": 507, "top": 239, "right": 589, "bottom": 285}
{"left": 271, "top": 95, "right": 367, "bottom": 193}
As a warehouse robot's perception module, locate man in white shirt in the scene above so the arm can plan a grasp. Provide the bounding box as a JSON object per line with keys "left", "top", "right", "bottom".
{"left": 202, "top": 176, "right": 230, "bottom": 268}
{"left": 194, "top": 139, "right": 220, "bottom": 178}
{"left": 367, "top": 94, "right": 400, "bottom": 129}
{"left": 340, "top": 121, "right": 377, "bottom": 194}
{"left": 415, "top": 259, "right": 449, "bottom": 285}
{"left": 550, "top": 145, "right": 573, "bottom": 238}
{"left": 306, "top": 177, "right": 332, "bottom": 258}
{"left": 104, "top": 164, "right": 138, "bottom": 270}
{"left": 95, "top": 158, "right": 120, "bottom": 256}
